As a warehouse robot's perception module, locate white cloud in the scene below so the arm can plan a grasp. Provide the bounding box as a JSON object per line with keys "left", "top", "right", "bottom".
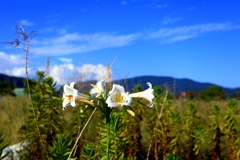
{"left": 21, "top": 22, "right": 240, "bottom": 57}
{"left": 162, "top": 16, "right": 182, "bottom": 25}
{"left": 50, "top": 63, "right": 75, "bottom": 85}
{"left": 20, "top": 20, "right": 34, "bottom": 26}
{"left": 0, "top": 52, "right": 24, "bottom": 65}
{"left": 58, "top": 57, "right": 72, "bottom": 63}
{"left": 4, "top": 67, "right": 26, "bottom": 77}
{"left": 0, "top": 50, "right": 107, "bottom": 84}
{"left": 32, "top": 32, "right": 139, "bottom": 56}
{"left": 49, "top": 63, "right": 107, "bottom": 85}
{"left": 1, "top": 21, "right": 240, "bottom": 83}
{"left": 0, "top": 51, "right": 38, "bottom": 78}
{"left": 77, "top": 64, "right": 108, "bottom": 81}
{"left": 147, "top": 23, "right": 234, "bottom": 43}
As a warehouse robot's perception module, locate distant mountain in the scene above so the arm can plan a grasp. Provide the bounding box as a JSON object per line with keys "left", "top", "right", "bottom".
{"left": 1, "top": 73, "right": 240, "bottom": 98}
{"left": 0, "top": 73, "right": 25, "bottom": 88}
{"left": 113, "top": 76, "right": 240, "bottom": 98}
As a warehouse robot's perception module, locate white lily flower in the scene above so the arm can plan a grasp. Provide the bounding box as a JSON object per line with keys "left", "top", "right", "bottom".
{"left": 106, "top": 84, "right": 132, "bottom": 109}
{"left": 129, "top": 82, "right": 154, "bottom": 107}
{"left": 90, "top": 80, "right": 106, "bottom": 97}
{"left": 62, "top": 82, "right": 96, "bottom": 110}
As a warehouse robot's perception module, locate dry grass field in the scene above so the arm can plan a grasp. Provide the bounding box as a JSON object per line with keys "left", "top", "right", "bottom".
{"left": 0, "top": 96, "right": 30, "bottom": 146}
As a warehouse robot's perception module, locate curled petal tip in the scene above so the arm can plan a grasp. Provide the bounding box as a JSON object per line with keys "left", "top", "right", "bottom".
{"left": 146, "top": 82, "right": 152, "bottom": 88}
{"left": 70, "top": 82, "right": 76, "bottom": 88}
{"left": 148, "top": 102, "right": 153, "bottom": 107}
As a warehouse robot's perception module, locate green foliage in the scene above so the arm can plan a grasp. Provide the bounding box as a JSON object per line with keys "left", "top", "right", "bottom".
{"left": 69, "top": 104, "right": 88, "bottom": 158}
{"left": 94, "top": 112, "right": 130, "bottom": 159}
{"left": 120, "top": 107, "right": 142, "bottom": 159}
{"left": 209, "top": 105, "right": 222, "bottom": 159}
{"left": 154, "top": 85, "right": 173, "bottom": 101}
{"left": 184, "top": 102, "right": 199, "bottom": 134}
{"left": 224, "top": 99, "right": 239, "bottom": 137}
{"left": 169, "top": 111, "right": 184, "bottom": 155}
{"left": 81, "top": 143, "right": 98, "bottom": 160}
{"left": 199, "top": 86, "right": 226, "bottom": 101}
{"left": 48, "top": 134, "right": 75, "bottom": 160}
{"left": 5, "top": 76, "right": 240, "bottom": 159}
{"left": 40, "top": 75, "right": 63, "bottom": 146}
{"left": 0, "top": 133, "right": 9, "bottom": 160}
{"left": 183, "top": 102, "right": 199, "bottom": 159}
{"left": 147, "top": 85, "right": 173, "bottom": 158}
{"left": 0, "top": 81, "right": 15, "bottom": 96}
{"left": 164, "top": 153, "right": 182, "bottom": 160}
{"left": 153, "top": 85, "right": 164, "bottom": 98}
{"left": 21, "top": 71, "right": 63, "bottom": 159}
{"left": 224, "top": 99, "right": 240, "bottom": 159}
{"left": 21, "top": 93, "right": 45, "bottom": 159}
{"left": 132, "top": 84, "right": 143, "bottom": 92}
{"left": 192, "top": 126, "right": 207, "bottom": 159}
{"left": 121, "top": 85, "right": 146, "bottom": 159}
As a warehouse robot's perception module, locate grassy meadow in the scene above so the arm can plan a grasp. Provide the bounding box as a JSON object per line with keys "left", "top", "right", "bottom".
{"left": 0, "top": 96, "right": 30, "bottom": 146}
{"left": 1, "top": 90, "right": 239, "bottom": 160}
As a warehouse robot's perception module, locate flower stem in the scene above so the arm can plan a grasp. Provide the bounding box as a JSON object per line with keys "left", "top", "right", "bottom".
{"left": 102, "top": 100, "right": 111, "bottom": 160}
{"left": 20, "top": 25, "right": 48, "bottom": 159}
{"left": 68, "top": 107, "right": 97, "bottom": 160}
{"left": 146, "top": 88, "right": 168, "bottom": 160}
{"left": 106, "top": 121, "right": 110, "bottom": 160}
{"left": 104, "top": 104, "right": 112, "bottom": 160}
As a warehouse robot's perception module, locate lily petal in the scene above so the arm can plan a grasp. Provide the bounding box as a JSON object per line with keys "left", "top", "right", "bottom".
{"left": 129, "top": 82, "right": 154, "bottom": 107}
{"left": 126, "top": 106, "right": 137, "bottom": 117}
{"left": 106, "top": 84, "right": 132, "bottom": 108}
{"left": 90, "top": 80, "right": 106, "bottom": 97}
{"left": 62, "top": 93, "right": 72, "bottom": 110}
{"left": 62, "top": 82, "right": 98, "bottom": 110}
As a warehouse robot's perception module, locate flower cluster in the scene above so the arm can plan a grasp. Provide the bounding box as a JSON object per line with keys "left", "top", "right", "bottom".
{"left": 62, "top": 80, "right": 154, "bottom": 115}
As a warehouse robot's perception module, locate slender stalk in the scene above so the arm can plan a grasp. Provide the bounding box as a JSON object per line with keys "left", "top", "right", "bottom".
{"left": 25, "top": 45, "right": 48, "bottom": 158}
{"left": 100, "top": 99, "right": 112, "bottom": 160}
{"left": 106, "top": 121, "right": 110, "bottom": 160}
{"left": 158, "top": 90, "right": 168, "bottom": 120}
{"left": 146, "top": 89, "right": 168, "bottom": 160}
{"left": 68, "top": 107, "right": 97, "bottom": 160}
{"left": 20, "top": 25, "right": 48, "bottom": 159}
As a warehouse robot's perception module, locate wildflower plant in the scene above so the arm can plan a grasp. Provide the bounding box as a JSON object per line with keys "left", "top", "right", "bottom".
{"left": 20, "top": 71, "right": 63, "bottom": 159}
{"left": 62, "top": 80, "right": 154, "bottom": 159}
{"left": 48, "top": 134, "right": 75, "bottom": 160}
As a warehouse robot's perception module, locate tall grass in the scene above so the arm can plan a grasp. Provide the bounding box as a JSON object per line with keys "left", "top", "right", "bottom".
{"left": 1, "top": 92, "right": 240, "bottom": 159}
{"left": 0, "top": 96, "right": 30, "bottom": 146}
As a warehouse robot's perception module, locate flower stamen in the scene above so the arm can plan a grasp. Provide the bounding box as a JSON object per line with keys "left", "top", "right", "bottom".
{"left": 112, "top": 93, "right": 126, "bottom": 104}
{"left": 65, "top": 95, "right": 73, "bottom": 103}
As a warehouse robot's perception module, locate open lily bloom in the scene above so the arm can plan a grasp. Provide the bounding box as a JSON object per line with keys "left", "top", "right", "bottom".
{"left": 90, "top": 80, "right": 106, "bottom": 97}
{"left": 129, "top": 82, "right": 154, "bottom": 107}
{"left": 62, "top": 82, "right": 97, "bottom": 110}
{"left": 106, "top": 84, "right": 132, "bottom": 109}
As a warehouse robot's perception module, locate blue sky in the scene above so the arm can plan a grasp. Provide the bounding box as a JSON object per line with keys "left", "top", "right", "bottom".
{"left": 1, "top": 0, "right": 240, "bottom": 88}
